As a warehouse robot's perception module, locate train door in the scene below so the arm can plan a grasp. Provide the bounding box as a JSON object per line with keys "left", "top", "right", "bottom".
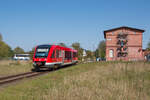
{"left": 71, "top": 51, "right": 73, "bottom": 62}
{"left": 56, "top": 49, "right": 59, "bottom": 62}
{"left": 51, "top": 49, "right": 57, "bottom": 62}
{"left": 56, "top": 49, "right": 62, "bottom": 63}
{"left": 62, "top": 50, "right": 65, "bottom": 64}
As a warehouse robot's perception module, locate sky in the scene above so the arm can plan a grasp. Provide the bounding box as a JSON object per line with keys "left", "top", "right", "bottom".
{"left": 0, "top": 0, "right": 150, "bottom": 51}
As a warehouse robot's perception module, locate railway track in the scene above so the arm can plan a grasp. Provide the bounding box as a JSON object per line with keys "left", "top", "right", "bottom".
{"left": 0, "top": 71, "right": 49, "bottom": 86}
{"left": 0, "top": 64, "right": 76, "bottom": 86}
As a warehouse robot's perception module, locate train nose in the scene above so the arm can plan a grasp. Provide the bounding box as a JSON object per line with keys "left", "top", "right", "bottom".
{"left": 36, "top": 58, "right": 47, "bottom": 61}
{"left": 33, "top": 61, "right": 46, "bottom": 66}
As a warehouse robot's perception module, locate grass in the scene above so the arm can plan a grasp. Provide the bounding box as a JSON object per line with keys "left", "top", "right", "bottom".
{"left": 0, "top": 61, "right": 150, "bottom": 100}
{"left": 0, "top": 60, "right": 32, "bottom": 77}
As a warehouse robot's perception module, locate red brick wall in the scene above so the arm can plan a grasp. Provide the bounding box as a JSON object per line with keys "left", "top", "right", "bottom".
{"left": 105, "top": 28, "right": 144, "bottom": 61}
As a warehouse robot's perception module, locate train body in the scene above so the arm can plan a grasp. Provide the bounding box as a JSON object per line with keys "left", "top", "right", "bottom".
{"left": 32, "top": 44, "right": 78, "bottom": 71}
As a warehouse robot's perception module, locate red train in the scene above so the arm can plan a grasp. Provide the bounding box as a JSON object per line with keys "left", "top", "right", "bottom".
{"left": 32, "top": 44, "right": 78, "bottom": 71}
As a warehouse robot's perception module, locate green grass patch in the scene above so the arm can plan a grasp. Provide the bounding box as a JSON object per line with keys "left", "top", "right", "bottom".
{"left": 0, "top": 60, "right": 32, "bottom": 77}
{"left": 0, "top": 62, "right": 150, "bottom": 100}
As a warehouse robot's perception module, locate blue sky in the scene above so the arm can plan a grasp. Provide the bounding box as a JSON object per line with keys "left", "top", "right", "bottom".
{"left": 0, "top": 0, "right": 150, "bottom": 51}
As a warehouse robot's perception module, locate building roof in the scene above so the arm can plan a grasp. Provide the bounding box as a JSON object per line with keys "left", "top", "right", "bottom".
{"left": 103, "top": 26, "right": 145, "bottom": 38}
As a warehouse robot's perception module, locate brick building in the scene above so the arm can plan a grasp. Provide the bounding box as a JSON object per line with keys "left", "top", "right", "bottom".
{"left": 104, "top": 26, "right": 145, "bottom": 61}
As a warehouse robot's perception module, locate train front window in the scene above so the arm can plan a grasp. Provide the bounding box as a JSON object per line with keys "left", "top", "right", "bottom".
{"left": 35, "top": 48, "right": 50, "bottom": 58}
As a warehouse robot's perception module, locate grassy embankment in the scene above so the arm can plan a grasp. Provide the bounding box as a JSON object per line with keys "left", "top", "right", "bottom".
{"left": 0, "top": 62, "right": 150, "bottom": 100}
{"left": 0, "top": 60, "right": 32, "bottom": 77}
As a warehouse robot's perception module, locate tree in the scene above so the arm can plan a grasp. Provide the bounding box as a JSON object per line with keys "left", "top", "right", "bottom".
{"left": 95, "top": 40, "right": 106, "bottom": 58}
{"left": 71, "top": 42, "right": 80, "bottom": 49}
{"left": 13, "top": 46, "right": 24, "bottom": 54}
{"left": 58, "top": 43, "right": 67, "bottom": 47}
{"left": 28, "top": 47, "right": 35, "bottom": 59}
{"left": 0, "top": 34, "right": 13, "bottom": 58}
{"left": 95, "top": 49, "right": 99, "bottom": 58}
{"left": 0, "top": 33, "right": 2, "bottom": 41}
{"left": 0, "top": 41, "right": 13, "bottom": 58}
{"left": 147, "top": 41, "right": 150, "bottom": 50}
{"left": 71, "top": 42, "right": 83, "bottom": 60}
{"left": 86, "top": 50, "right": 94, "bottom": 59}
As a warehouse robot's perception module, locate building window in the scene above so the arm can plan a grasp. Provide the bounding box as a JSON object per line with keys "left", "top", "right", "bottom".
{"left": 109, "top": 49, "right": 114, "bottom": 58}
{"left": 107, "top": 38, "right": 112, "bottom": 41}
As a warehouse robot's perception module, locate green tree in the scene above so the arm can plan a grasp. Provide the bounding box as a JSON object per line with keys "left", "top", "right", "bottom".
{"left": 0, "top": 33, "right": 2, "bottom": 41}
{"left": 86, "top": 50, "right": 94, "bottom": 59}
{"left": 0, "top": 34, "right": 13, "bottom": 58}
{"left": 71, "top": 42, "right": 80, "bottom": 50}
{"left": 28, "top": 47, "right": 35, "bottom": 59}
{"left": 71, "top": 42, "right": 83, "bottom": 60}
{"left": 95, "top": 49, "right": 99, "bottom": 58}
{"left": 13, "top": 46, "right": 25, "bottom": 54}
{"left": 58, "top": 43, "right": 67, "bottom": 47}
{"left": 95, "top": 40, "right": 106, "bottom": 58}
{"left": 147, "top": 41, "right": 150, "bottom": 50}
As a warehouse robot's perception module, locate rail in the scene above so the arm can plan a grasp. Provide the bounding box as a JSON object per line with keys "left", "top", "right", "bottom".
{"left": 0, "top": 71, "right": 49, "bottom": 86}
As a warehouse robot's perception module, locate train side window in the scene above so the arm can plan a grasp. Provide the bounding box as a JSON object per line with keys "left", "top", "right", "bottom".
{"left": 65, "top": 51, "right": 67, "bottom": 59}
{"left": 73, "top": 52, "right": 77, "bottom": 57}
{"left": 75, "top": 52, "right": 77, "bottom": 57}
{"left": 65, "top": 51, "right": 72, "bottom": 60}
{"left": 65, "top": 51, "right": 68, "bottom": 59}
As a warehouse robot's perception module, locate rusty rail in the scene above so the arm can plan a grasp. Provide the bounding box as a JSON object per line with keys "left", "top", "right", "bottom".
{"left": 0, "top": 71, "right": 49, "bottom": 85}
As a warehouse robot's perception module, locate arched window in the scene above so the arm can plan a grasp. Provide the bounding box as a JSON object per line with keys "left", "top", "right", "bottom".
{"left": 109, "top": 49, "right": 114, "bottom": 58}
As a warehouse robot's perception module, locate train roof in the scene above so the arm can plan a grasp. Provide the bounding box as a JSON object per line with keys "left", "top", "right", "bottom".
{"left": 36, "top": 44, "right": 77, "bottom": 52}
{"left": 37, "top": 44, "right": 52, "bottom": 48}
